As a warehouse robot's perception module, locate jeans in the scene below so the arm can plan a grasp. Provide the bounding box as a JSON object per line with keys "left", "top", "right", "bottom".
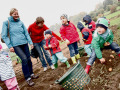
{"left": 52, "top": 52, "right": 67, "bottom": 64}
{"left": 14, "top": 44, "right": 33, "bottom": 80}
{"left": 87, "top": 42, "right": 120, "bottom": 66}
{"left": 84, "top": 44, "right": 92, "bottom": 56}
{"left": 33, "top": 39, "right": 52, "bottom": 67}
{"left": 68, "top": 42, "right": 79, "bottom": 57}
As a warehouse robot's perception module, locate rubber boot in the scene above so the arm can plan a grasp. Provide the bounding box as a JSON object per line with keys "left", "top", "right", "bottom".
{"left": 54, "top": 63, "right": 58, "bottom": 69}
{"left": 118, "top": 54, "right": 120, "bottom": 58}
{"left": 71, "top": 56, "right": 77, "bottom": 64}
{"left": 85, "top": 65, "right": 91, "bottom": 74}
{"left": 65, "top": 61, "right": 70, "bottom": 68}
{"left": 75, "top": 54, "right": 80, "bottom": 59}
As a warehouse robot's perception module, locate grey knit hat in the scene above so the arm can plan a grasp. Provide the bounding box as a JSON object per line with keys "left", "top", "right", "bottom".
{"left": 60, "top": 14, "right": 68, "bottom": 20}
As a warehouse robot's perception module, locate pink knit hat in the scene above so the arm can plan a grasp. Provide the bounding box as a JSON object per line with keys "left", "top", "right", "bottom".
{"left": 0, "top": 44, "right": 2, "bottom": 49}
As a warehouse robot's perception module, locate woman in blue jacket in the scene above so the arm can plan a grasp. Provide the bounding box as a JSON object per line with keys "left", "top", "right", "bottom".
{"left": 1, "top": 8, "right": 38, "bottom": 86}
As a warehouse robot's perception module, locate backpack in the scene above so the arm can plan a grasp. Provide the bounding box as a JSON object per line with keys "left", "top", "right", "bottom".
{"left": 1, "top": 21, "right": 10, "bottom": 43}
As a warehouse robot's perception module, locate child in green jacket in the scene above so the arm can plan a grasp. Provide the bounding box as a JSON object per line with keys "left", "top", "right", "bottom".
{"left": 85, "top": 18, "right": 120, "bottom": 74}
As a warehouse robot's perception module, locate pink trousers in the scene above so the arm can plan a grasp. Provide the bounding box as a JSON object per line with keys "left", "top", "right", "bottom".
{"left": 4, "top": 77, "right": 19, "bottom": 90}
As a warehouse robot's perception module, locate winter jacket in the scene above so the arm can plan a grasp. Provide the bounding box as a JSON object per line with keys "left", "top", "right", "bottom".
{"left": 59, "top": 21, "right": 80, "bottom": 45}
{"left": 83, "top": 15, "right": 96, "bottom": 32}
{"left": 81, "top": 28, "right": 92, "bottom": 45}
{"left": 0, "top": 51, "right": 15, "bottom": 81}
{"left": 45, "top": 37, "right": 61, "bottom": 55}
{"left": 92, "top": 29, "right": 113, "bottom": 59}
{"left": 88, "top": 21, "right": 96, "bottom": 32}
{"left": 28, "top": 22, "right": 61, "bottom": 43}
{"left": 1, "top": 16, "right": 33, "bottom": 49}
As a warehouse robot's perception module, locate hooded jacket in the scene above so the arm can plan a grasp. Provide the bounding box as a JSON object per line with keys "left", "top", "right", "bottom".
{"left": 83, "top": 15, "right": 96, "bottom": 32}
{"left": 59, "top": 21, "right": 80, "bottom": 45}
{"left": 45, "top": 37, "right": 61, "bottom": 55}
{"left": 2, "top": 16, "right": 33, "bottom": 49}
{"left": 92, "top": 29, "right": 113, "bottom": 59}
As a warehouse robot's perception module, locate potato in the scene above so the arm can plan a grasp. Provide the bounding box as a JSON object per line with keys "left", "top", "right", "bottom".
{"left": 110, "top": 55, "right": 114, "bottom": 58}
{"left": 108, "top": 68, "right": 112, "bottom": 72}
{"left": 109, "top": 59, "right": 112, "bottom": 62}
{"left": 112, "top": 51, "right": 115, "bottom": 54}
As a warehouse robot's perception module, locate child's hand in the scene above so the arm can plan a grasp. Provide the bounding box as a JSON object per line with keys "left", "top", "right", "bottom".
{"left": 30, "top": 44, "right": 34, "bottom": 49}
{"left": 10, "top": 47, "right": 14, "bottom": 52}
{"left": 99, "top": 58, "right": 105, "bottom": 63}
{"left": 66, "top": 39, "right": 70, "bottom": 44}
{"left": 83, "top": 39, "right": 87, "bottom": 42}
{"left": 43, "top": 45, "right": 47, "bottom": 49}
{"left": 60, "top": 39, "right": 64, "bottom": 42}
{"left": 48, "top": 45, "right": 52, "bottom": 48}
{"left": 104, "top": 42, "right": 110, "bottom": 46}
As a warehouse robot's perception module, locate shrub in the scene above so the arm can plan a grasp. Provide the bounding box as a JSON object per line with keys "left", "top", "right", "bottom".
{"left": 110, "top": 5, "right": 117, "bottom": 13}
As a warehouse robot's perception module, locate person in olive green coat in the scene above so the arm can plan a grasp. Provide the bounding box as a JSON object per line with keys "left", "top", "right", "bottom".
{"left": 85, "top": 18, "right": 120, "bottom": 74}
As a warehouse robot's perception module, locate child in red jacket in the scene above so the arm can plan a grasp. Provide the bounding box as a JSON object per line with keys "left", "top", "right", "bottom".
{"left": 44, "top": 30, "right": 70, "bottom": 68}
{"left": 77, "top": 21, "right": 92, "bottom": 56}
{"left": 83, "top": 15, "right": 96, "bottom": 33}
{"left": 59, "top": 14, "right": 80, "bottom": 64}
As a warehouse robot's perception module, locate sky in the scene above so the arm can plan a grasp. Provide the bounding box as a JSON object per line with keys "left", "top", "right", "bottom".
{"left": 0, "top": 0, "right": 104, "bottom": 48}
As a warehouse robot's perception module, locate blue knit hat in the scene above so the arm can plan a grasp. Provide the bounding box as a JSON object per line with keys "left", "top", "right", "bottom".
{"left": 45, "top": 30, "right": 52, "bottom": 35}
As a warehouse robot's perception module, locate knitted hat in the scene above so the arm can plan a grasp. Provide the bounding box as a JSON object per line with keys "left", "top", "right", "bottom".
{"left": 77, "top": 21, "right": 84, "bottom": 31}
{"left": 60, "top": 14, "right": 68, "bottom": 20}
{"left": 96, "top": 18, "right": 108, "bottom": 30}
{"left": 0, "top": 44, "right": 2, "bottom": 49}
{"left": 45, "top": 30, "right": 52, "bottom": 35}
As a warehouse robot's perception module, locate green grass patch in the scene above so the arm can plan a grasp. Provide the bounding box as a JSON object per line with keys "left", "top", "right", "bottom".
{"left": 9, "top": 52, "right": 17, "bottom": 61}
{"left": 104, "top": 11, "right": 110, "bottom": 16}
{"left": 110, "top": 17, "right": 120, "bottom": 26}
{"left": 106, "top": 11, "right": 120, "bottom": 19}
{"left": 117, "top": 6, "right": 120, "bottom": 10}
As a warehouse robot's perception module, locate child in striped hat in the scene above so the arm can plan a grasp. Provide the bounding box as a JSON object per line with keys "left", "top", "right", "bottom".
{"left": 0, "top": 44, "right": 19, "bottom": 90}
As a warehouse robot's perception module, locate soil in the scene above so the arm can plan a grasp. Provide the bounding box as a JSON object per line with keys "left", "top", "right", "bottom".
{"left": 0, "top": 26, "right": 120, "bottom": 90}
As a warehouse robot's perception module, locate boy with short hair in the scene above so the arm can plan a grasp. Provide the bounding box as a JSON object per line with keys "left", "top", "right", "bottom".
{"left": 44, "top": 30, "right": 70, "bottom": 68}
{"left": 85, "top": 18, "right": 120, "bottom": 74}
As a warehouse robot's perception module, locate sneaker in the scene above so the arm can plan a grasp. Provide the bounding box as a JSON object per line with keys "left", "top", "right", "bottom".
{"left": 26, "top": 78, "right": 35, "bottom": 86}
{"left": 50, "top": 65, "right": 55, "bottom": 70}
{"left": 31, "top": 74, "right": 39, "bottom": 79}
{"left": 43, "top": 67, "right": 47, "bottom": 72}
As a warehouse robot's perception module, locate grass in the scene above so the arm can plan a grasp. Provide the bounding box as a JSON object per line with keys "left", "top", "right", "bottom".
{"left": 9, "top": 52, "right": 17, "bottom": 61}
{"left": 104, "top": 11, "right": 110, "bottom": 16}
{"left": 106, "top": 10, "right": 120, "bottom": 19}
{"left": 117, "top": 6, "right": 120, "bottom": 10}
{"left": 110, "top": 16, "right": 120, "bottom": 26}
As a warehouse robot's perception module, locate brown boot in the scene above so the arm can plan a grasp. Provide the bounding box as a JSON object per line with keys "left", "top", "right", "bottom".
{"left": 26, "top": 78, "right": 35, "bottom": 86}
{"left": 31, "top": 74, "right": 39, "bottom": 79}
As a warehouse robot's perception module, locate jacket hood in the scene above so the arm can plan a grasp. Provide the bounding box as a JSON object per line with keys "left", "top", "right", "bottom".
{"left": 8, "top": 16, "right": 20, "bottom": 22}
{"left": 77, "top": 21, "right": 84, "bottom": 31}
{"left": 83, "top": 15, "right": 92, "bottom": 25}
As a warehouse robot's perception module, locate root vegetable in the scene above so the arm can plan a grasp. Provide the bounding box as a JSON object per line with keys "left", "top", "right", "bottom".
{"left": 108, "top": 68, "right": 112, "bottom": 72}
{"left": 110, "top": 55, "right": 114, "bottom": 58}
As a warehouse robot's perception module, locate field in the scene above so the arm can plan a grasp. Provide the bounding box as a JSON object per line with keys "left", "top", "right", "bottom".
{"left": 0, "top": 6, "right": 120, "bottom": 90}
